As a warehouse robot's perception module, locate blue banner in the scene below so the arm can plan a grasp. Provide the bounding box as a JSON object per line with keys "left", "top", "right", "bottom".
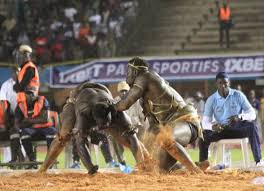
{"left": 50, "top": 54, "right": 264, "bottom": 88}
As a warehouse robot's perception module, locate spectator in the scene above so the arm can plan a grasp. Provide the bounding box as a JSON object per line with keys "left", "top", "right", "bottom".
{"left": 190, "top": 91, "right": 205, "bottom": 149}
{"left": 260, "top": 89, "right": 264, "bottom": 140}
{"left": 64, "top": 3, "right": 78, "bottom": 22}
{"left": 89, "top": 9, "right": 102, "bottom": 28}
{"left": 248, "top": 89, "right": 260, "bottom": 114}
{"left": 17, "top": 28, "right": 30, "bottom": 46}
{"left": 97, "top": 32, "right": 111, "bottom": 58}
{"left": 0, "top": 69, "right": 18, "bottom": 113}
{"left": 16, "top": 94, "right": 57, "bottom": 169}
{"left": 13, "top": 44, "right": 40, "bottom": 97}
{"left": 50, "top": 16, "right": 63, "bottom": 34}
{"left": 0, "top": 0, "right": 139, "bottom": 62}
{"left": 0, "top": 69, "right": 24, "bottom": 163}
{"left": 197, "top": 72, "right": 264, "bottom": 170}
{"left": 193, "top": 91, "right": 205, "bottom": 119}
{"left": 216, "top": 0, "right": 232, "bottom": 48}
{"left": 248, "top": 89, "right": 262, "bottom": 140}
{"left": 78, "top": 22, "right": 98, "bottom": 59}
{"left": 235, "top": 84, "right": 243, "bottom": 92}
{"left": 2, "top": 13, "right": 17, "bottom": 33}
{"left": 34, "top": 29, "right": 51, "bottom": 66}
{"left": 72, "top": 14, "right": 81, "bottom": 40}
{"left": 50, "top": 39, "right": 64, "bottom": 62}
{"left": 63, "top": 18, "right": 75, "bottom": 60}
{"left": 184, "top": 92, "right": 194, "bottom": 104}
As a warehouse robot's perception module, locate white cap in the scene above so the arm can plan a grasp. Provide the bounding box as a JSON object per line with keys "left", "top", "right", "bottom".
{"left": 117, "top": 81, "right": 130, "bottom": 92}
{"left": 195, "top": 91, "right": 203, "bottom": 98}
{"left": 19, "top": 45, "right": 32, "bottom": 53}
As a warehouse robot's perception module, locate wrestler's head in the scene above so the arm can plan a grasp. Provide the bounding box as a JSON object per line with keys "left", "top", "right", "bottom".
{"left": 126, "top": 57, "right": 148, "bottom": 86}
{"left": 92, "top": 101, "right": 112, "bottom": 129}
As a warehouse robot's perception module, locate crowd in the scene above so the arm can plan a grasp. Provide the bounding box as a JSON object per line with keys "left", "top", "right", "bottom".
{"left": 0, "top": 0, "right": 138, "bottom": 66}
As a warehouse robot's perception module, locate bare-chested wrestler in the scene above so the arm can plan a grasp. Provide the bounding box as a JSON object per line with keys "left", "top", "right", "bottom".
{"left": 114, "top": 57, "right": 203, "bottom": 173}
{"left": 39, "top": 82, "right": 149, "bottom": 174}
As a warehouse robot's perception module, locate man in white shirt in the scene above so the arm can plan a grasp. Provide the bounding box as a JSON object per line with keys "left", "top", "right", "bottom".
{"left": 0, "top": 68, "right": 22, "bottom": 163}
{"left": 0, "top": 69, "right": 17, "bottom": 112}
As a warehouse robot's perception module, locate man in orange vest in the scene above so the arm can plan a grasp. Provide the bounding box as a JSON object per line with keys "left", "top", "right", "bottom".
{"left": 217, "top": 1, "right": 232, "bottom": 48}
{"left": 13, "top": 44, "right": 40, "bottom": 97}
{"left": 15, "top": 94, "right": 57, "bottom": 168}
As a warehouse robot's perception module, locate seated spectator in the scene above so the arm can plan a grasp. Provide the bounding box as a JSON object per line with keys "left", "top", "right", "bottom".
{"left": 15, "top": 93, "right": 57, "bottom": 168}
{"left": 0, "top": 100, "right": 24, "bottom": 163}
{"left": 0, "top": 69, "right": 24, "bottom": 163}
{"left": 198, "top": 72, "right": 264, "bottom": 170}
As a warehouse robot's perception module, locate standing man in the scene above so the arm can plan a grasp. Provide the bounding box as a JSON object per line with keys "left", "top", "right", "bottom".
{"left": 13, "top": 44, "right": 39, "bottom": 97}
{"left": 217, "top": 0, "right": 232, "bottom": 48}
{"left": 198, "top": 72, "right": 264, "bottom": 169}
{"left": 114, "top": 57, "right": 203, "bottom": 173}
{"left": 248, "top": 89, "right": 262, "bottom": 140}
{"left": 193, "top": 91, "right": 205, "bottom": 119}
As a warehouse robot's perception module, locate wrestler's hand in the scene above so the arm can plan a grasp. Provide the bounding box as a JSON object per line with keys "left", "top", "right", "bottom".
{"left": 88, "top": 165, "right": 99, "bottom": 175}
{"left": 228, "top": 115, "right": 241, "bottom": 126}
{"left": 108, "top": 102, "right": 117, "bottom": 114}
{"left": 212, "top": 123, "right": 224, "bottom": 132}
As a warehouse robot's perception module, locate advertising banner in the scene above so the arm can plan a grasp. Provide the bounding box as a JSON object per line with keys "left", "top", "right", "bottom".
{"left": 50, "top": 54, "right": 264, "bottom": 88}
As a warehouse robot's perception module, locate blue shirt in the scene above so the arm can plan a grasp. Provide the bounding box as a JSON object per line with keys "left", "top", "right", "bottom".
{"left": 204, "top": 89, "right": 253, "bottom": 125}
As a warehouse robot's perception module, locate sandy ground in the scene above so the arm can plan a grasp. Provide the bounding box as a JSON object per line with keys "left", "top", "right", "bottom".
{"left": 1, "top": 169, "right": 264, "bottom": 191}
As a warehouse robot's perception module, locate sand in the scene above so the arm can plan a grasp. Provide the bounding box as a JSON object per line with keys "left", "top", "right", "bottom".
{"left": 1, "top": 169, "right": 264, "bottom": 191}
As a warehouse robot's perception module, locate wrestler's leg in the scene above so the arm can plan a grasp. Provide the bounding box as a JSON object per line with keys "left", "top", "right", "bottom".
{"left": 107, "top": 128, "right": 149, "bottom": 164}
{"left": 39, "top": 103, "right": 75, "bottom": 172}
{"left": 156, "top": 122, "right": 201, "bottom": 173}
{"left": 158, "top": 148, "right": 179, "bottom": 172}
{"left": 74, "top": 115, "right": 98, "bottom": 174}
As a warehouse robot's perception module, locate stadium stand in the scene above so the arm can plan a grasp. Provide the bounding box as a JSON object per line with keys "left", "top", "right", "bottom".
{"left": 178, "top": 0, "right": 264, "bottom": 54}
{"left": 124, "top": 0, "right": 264, "bottom": 56}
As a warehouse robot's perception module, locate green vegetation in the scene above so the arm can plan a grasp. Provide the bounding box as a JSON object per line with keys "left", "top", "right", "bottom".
{"left": 0, "top": 146, "right": 261, "bottom": 169}
{"left": 36, "top": 147, "right": 259, "bottom": 169}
